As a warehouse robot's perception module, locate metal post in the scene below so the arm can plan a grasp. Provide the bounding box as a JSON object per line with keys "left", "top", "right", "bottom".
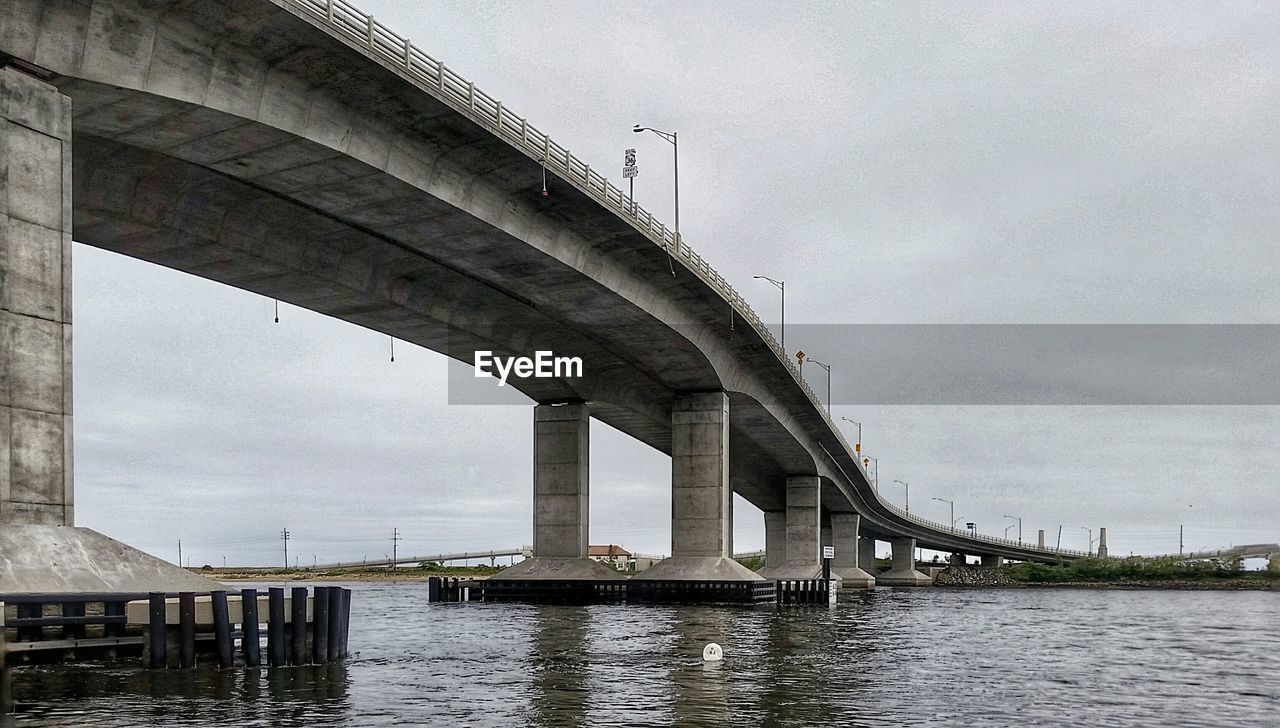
{"left": 672, "top": 131, "right": 679, "bottom": 253}
{"left": 147, "top": 592, "right": 167, "bottom": 669}
{"left": 178, "top": 592, "right": 196, "bottom": 669}
{"left": 290, "top": 587, "right": 308, "bottom": 665}
{"left": 267, "top": 588, "right": 285, "bottom": 667}
{"left": 241, "top": 588, "right": 261, "bottom": 668}
{"left": 312, "top": 587, "right": 330, "bottom": 664}
{"left": 211, "top": 591, "right": 233, "bottom": 670}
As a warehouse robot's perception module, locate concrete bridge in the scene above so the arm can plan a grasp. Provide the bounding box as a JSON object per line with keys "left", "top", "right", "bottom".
{"left": 1, "top": 0, "right": 1091, "bottom": 595}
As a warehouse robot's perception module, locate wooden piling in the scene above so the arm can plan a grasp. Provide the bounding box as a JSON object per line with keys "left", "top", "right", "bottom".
{"left": 104, "top": 600, "right": 126, "bottom": 639}
{"left": 61, "top": 600, "right": 86, "bottom": 639}
{"left": 312, "top": 586, "right": 330, "bottom": 664}
{"left": 178, "top": 592, "right": 196, "bottom": 669}
{"left": 326, "top": 587, "right": 342, "bottom": 663}
{"left": 267, "top": 588, "right": 285, "bottom": 667}
{"left": 427, "top": 576, "right": 440, "bottom": 602}
{"left": 211, "top": 591, "right": 233, "bottom": 670}
{"left": 289, "top": 587, "right": 308, "bottom": 665}
{"left": 241, "top": 588, "right": 261, "bottom": 668}
{"left": 338, "top": 588, "right": 351, "bottom": 658}
{"left": 147, "top": 592, "right": 167, "bottom": 669}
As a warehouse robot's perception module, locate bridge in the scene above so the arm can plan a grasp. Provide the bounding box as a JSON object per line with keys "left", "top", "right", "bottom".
{"left": 2, "top": 0, "right": 1093, "bottom": 597}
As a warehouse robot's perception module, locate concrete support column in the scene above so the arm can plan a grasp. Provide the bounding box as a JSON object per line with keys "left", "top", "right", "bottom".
{"left": 859, "top": 536, "right": 878, "bottom": 572}
{"left": 1, "top": 68, "right": 73, "bottom": 527}
{"left": 1038, "top": 529, "right": 1046, "bottom": 549}
{"left": 830, "top": 514, "right": 875, "bottom": 588}
{"left": 758, "top": 476, "right": 822, "bottom": 580}
{"left": 1097, "top": 527, "right": 1108, "bottom": 558}
{"left": 493, "top": 402, "right": 621, "bottom": 581}
{"left": 878, "top": 537, "right": 932, "bottom": 586}
{"left": 950, "top": 552, "right": 967, "bottom": 567}
{"left": 532, "top": 402, "right": 589, "bottom": 558}
{"left": 980, "top": 554, "right": 1004, "bottom": 568}
{"left": 763, "top": 511, "right": 785, "bottom": 569}
{"left": 634, "top": 392, "right": 761, "bottom": 581}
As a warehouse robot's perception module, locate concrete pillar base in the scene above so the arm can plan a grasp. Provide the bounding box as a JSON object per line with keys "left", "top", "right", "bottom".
{"left": 980, "top": 554, "right": 1004, "bottom": 568}
{"left": 881, "top": 537, "right": 932, "bottom": 586}
{"left": 832, "top": 567, "right": 876, "bottom": 588}
{"left": 876, "top": 568, "right": 933, "bottom": 586}
{"left": 0, "top": 525, "right": 224, "bottom": 593}
{"left": 492, "top": 557, "right": 626, "bottom": 581}
{"left": 630, "top": 556, "right": 764, "bottom": 582}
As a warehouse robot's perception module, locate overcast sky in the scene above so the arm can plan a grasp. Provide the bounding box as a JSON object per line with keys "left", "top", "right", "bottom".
{"left": 72, "top": 1, "right": 1280, "bottom": 567}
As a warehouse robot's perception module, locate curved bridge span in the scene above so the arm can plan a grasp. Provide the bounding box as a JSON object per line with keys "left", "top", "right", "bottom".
{"left": 1, "top": 0, "right": 1087, "bottom": 589}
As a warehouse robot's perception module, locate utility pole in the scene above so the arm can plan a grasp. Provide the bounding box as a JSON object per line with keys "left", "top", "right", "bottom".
{"left": 281, "top": 528, "right": 290, "bottom": 570}
{"left": 391, "top": 528, "right": 402, "bottom": 571}
{"left": 1056, "top": 525, "right": 1063, "bottom": 549}
{"left": 1179, "top": 524, "right": 1184, "bottom": 557}
{"left": 177, "top": 539, "right": 182, "bottom": 568}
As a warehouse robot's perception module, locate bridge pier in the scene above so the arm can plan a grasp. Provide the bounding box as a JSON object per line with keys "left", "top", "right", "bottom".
{"left": 0, "top": 68, "right": 228, "bottom": 596}
{"left": 950, "top": 552, "right": 968, "bottom": 567}
{"left": 859, "top": 536, "right": 878, "bottom": 573}
{"left": 633, "top": 392, "right": 763, "bottom": 583}
{"left": 758, "top": 476, "right": 825, "bottom": 581}
{"left": 1, "top": 67, "right": 74, "bottom": 528}
{"left": 980, "top": 554, "right": 1004, "bottom": 568}
{"left": 763, "top": 511, "right": 785, "bottom": 568}
{"left": 492, "top": 402, "right": 621, "bottom": 581}
{"left": 877, "top": 537, "right": 932, "bottom": 586}
{"left": 830, "top": 514, "right": 875, "bottom": 588}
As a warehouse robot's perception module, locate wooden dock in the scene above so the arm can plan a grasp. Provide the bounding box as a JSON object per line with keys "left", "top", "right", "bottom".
{"left": 1, "top": 586, "right": 352, "bottom": 714}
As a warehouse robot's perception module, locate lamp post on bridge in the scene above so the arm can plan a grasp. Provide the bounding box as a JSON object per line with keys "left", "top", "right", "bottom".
{"left": 1080, "top": 526, "right": 1094, "bottom": 556}
{"left": 808, "top": 358, "right": 832, "bottom": 411}
{"left": 753, "top": 275, "right": 785, "bottom": 352}
{"left": 862, "top": 456, "right": 878, "bottom": 489}
{"left": 931, "top": 497, "right": 954, "bottom": 531}
{"left": 893, "top": 479, "right": 910, "bottom": 515}
{"left": 1003, "top": 514, "right": 1022, "bottom": 543}
{"left": 632, "top": 124, "right": 679, "bottom": 248}
{"left": 841, "top": 417, "right": 862, "bottom": 456}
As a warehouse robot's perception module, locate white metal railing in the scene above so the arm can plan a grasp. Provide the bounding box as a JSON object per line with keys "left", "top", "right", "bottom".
{"left": 281, "top": 0, "right": 1086, "bottom": 560}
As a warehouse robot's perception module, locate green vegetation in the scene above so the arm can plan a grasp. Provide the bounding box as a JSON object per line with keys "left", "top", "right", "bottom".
{"left": 737, "top": 555, "right": 765, "bottom": 572}
{"left": 1006, "top": 557, "right": 1279, "bottom": 584}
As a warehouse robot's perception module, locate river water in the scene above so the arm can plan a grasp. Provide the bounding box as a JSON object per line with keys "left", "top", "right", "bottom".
{"left": 6, "top": 584, "right": 1276, "bottom": 727}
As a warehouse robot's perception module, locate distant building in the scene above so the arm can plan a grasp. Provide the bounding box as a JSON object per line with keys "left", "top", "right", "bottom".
{"left": 588, "top": 544, "right": 632, "bottom": 570}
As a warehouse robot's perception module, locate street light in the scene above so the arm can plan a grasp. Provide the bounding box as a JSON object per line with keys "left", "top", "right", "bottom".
{"left": 633, "top": 124, "right": 679, "bottom": 248}
{"left": 841, "top": 417, "right": 862, "bottom": 454}
{"left": 807, "top": 358, "right": 832, "bottom": 411}
{"left": 753, "top": 275, "right": 785, "bottom": 351}
{"left": 862, "top": 456, "right": 878, "bottom": 489}
{"left": 1004, "top": 524, "right": 1017, "bottom": 539}
{"left": 1080, "top": 526, "right": 1094, "bottom": 555}
{"left": 1002, "top": 514, "right": 1022, "bottom": 543}
{"left": 893, "top": 479, "right": 909, "bottom": 515}
{"left": 931, "top": 497, "right": 954, "bottom": 530}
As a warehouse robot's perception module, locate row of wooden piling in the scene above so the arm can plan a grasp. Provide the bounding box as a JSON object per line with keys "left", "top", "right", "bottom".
{"left": 145, "top": 586, "right": 351, "bottom": 670}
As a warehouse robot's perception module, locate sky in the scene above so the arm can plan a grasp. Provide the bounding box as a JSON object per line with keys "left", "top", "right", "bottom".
{"left": 71, "top": 1, "right": 1280, "bottom": 567}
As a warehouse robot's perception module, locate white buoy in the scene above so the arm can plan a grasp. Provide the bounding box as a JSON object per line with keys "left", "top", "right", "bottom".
{"left": 702, "top": 642, "right": 723, "bottom": 662}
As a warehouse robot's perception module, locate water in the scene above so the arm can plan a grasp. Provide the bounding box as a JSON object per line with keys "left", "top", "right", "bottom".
{"left": 6, "top": 585, "right": 1277, "bottom": 727}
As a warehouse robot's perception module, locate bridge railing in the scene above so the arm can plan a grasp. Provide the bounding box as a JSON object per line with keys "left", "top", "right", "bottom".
{"left": 284, "top": 0, "right": 1087, "bottom": 560}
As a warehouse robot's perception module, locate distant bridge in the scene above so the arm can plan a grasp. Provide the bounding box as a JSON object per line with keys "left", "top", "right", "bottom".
{"left": 1150, "top": 544, "right": 1279, "bottom": 561}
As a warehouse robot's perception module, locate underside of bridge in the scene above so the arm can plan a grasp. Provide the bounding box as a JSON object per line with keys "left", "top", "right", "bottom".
{"left": 2, "top": 0, "right": 1083, "bottom": 596}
